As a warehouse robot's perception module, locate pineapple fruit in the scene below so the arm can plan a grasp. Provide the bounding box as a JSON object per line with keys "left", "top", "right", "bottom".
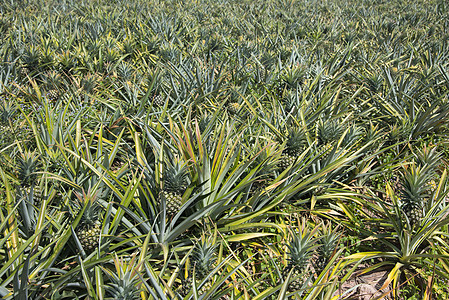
{"left": 74, "top": 190, "right": 102, "bottom": 253}
{"left": 227, "top": 102, "right": 241, "bottom": 114}
{"left": 159, "top": 161, "right": 188, "bottom": 216}
{"left": 315, "top": 225, "right": 340, "bottom": 276}
{"left": 153, "top": 93, "right": 164, "bottom": 107}
{"left": 279, "top": 128, "right": 306, "bottom": 170}
{"left": 282, "top": 229, "right": 315, "bottom": 292}
{"left": 399, "top": 165, "right": 430, "bottom": 227}
{"left": 46, "top": 89, "right": 60, "bottom": 102}
{"left": 17, "top": 151, "right": 40, "bottom": 188}
{"left": 316, "top": 119, "right": 342, "bottom": 160}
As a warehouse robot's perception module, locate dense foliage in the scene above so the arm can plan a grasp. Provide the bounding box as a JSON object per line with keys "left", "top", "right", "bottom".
{"left": 1, "top": 0, "right": 449, "bottom": 298}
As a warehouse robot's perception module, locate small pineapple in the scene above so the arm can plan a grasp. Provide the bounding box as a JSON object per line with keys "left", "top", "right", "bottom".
{"left": 315, "top": 224, "right": 341, "bottom": 276}
{"left": 279, "top": 128, "right": 306, "bottom": 170}
{"left": 46, "top": 89, "right": 60, "bottom": 102}
{"left": 159, "top": 161, "right": 189, "bottom": 216}
{"left": 17, "top": 151, "right": 40, "bottom": 188}
{"left": 227, "top": 102, "right": 241, "bottom": 114}
{"left": 104, "top": 254, "right": 142, "bottom": 300}
{"left": 273, "top": 81, "right": 287, "bottom": 99}
{"left": 74, "top": 190, "right": 103, "bottom": 253}
{"left": 399, "top": 165, "right": 430, "bottom": 227}
{"left": 317, "top": 119, "right": 342, "bottom": 146}
{"left": 282, "top": 228, "right": 315, "bottom": 292}
{"left": 153, "top": 93, "right": 164, "bottom": 107}
{"left": 191, "top": 237, "right": 217, "bottom": 280}
{"left": 178, "top": 264, "right": 193, "bottom": 297}
{"left": 20, "top": 67, "right": 30, "bottom": 78}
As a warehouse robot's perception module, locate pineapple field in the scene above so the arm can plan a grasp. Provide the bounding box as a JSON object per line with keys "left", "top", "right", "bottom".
{"left": 1, "top": 0, "right": 449, "bottom": 298}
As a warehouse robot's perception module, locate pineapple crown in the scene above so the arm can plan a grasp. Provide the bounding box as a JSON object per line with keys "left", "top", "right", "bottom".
{"left": 197, "top": 114, "right": 211, "bottom": 133}
{"left": 365, "top": 73, "right": 384, "bottom": 93}
{"left": 317, "top": 224, "right": 341, "bottom": 259}
{"left": 163, "top": 160, "right": 189, "bottom": 194}
{"left": 104, "top": 253, "right": 142, "bottom": 300}
{"left": 399, "top": 164, "right": 432, "bottom": 208}
{"left": 414, "top": 146, "right": 441, "bottom": 172}
{"left": 341, "top": 125, "right": 363, "bottom": 147}
{"left": 74, "top": 189, "right": 102, "bottom": 227}
{"left": 0, "top": 98, "right": 16, "bottom": 125}
{"left": 282, "top": 64, "right": 306, "bottom": 89}
{"left": 17, "top": 151, "right": 40, "bottom": 187}
{"left": 287, "top": 229, "right": 317, "bottom": 271}
{"left": 191, "top": 237, "right": 217, "bottom": 279}
{"left": 317, "top": 119, "right": 343, "bottom": 145}
{"left": 285, "top": 127, "right": 306, "bottom": 156}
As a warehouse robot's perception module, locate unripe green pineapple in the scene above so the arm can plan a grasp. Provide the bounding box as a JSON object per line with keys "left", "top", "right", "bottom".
{"left": 317, "top": 142, "right": 333, "bottom": 161}
{"left": 46, "top": 89, "right": 60, "bottom": 102}
{"left": 427, "top": 179, "right": 437, "bottom": 194}
{"left": 317, "top": 119, "right": 342, "bottom": 146}
{"left": 279, "top": 128, "right": 306, "bottom": 170}
{"left": 282, "top": 228, "right": 315, "bottom": 292}
{"left": 77, "top": 222, "right": 102, "bottom": 252}
{"left": 20, "top": 185, "right": 43, "bottom": 205}
{"left": 191, "top": 237, "right": 217, "bottom": 280}
{"left": 315, "top": 225, "right": 341, "bottom": 276}
{"left": 178, "top": 276, "right": 192, "bottom": 297}
{"left": 20, "top": 67, "right": 30, "bottom": 78}
{"left": 278, "top": 154, "right": 297, "bottom": 170}
{"left": 74, "top": 190, "right": 103, "bottom": 253}
{"left": 160, "top": 190, "right": 183, "bottom": 216}
{"left": 282, "top": 265, "right": 304, "bottom": 292}
{"left": 228, "top": 102, "right": 240, "bottom": 115}
{"left": 402, "top": 204, "right": 423, "bottom": 226}
{"left": 159, "top": 161, "right": 188, "bottom": 217}
{"left": 399, "top": 165, "right": 430, "bottom": 227}
{"left": 274, "top": 81, "right": 287, "bottom": 99}
{"left": 177, "top": 263, "right": 193, "bottom": 297}
{"left": 17, "top": 151, "right": 40, "bottom": 188}
{"left": 153, "top": 93, "right": 164, "bottom": 107}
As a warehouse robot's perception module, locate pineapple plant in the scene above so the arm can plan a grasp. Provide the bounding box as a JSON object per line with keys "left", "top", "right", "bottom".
{"left": 74, "top": 190, "right": 103, "bottom": 253}
{"left": 159, "top": 160, "right": 189, "bottom": 217}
